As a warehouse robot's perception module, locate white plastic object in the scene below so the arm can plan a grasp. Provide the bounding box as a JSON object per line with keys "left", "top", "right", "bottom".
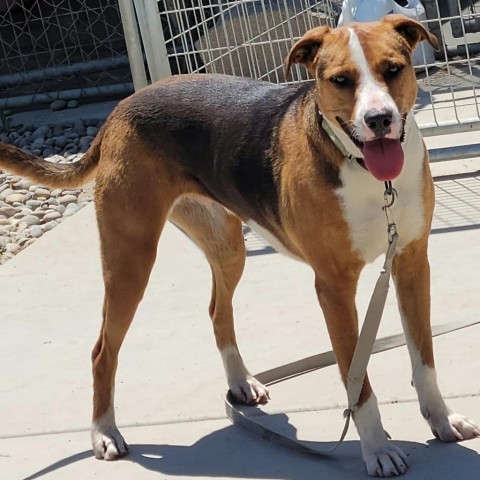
{"left": 338, "top": 0, "right": 435, "bottom": 66}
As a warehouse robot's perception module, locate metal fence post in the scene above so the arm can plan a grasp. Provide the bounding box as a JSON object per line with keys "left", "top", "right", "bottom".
{"left": 133, "top": 0, "right": 171, "bottom": 82}
{"left": 118, "top": 0, "right": 148, "bottom": 91}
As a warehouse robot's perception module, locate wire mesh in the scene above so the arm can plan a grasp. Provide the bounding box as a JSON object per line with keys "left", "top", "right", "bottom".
{"left": 432, "top": 172, "right": 480, "bottom": 234}
{"left": 160, "top": 1, "right": 342, "bottom": 83}
{"left": 158, "top": 0, "right": 480, "bottom": 132}
{"left": 415, "top": 0, "right": 480, "bottom": 131}
{"left": 244, "top": 172, "right": 480, "bottom": 255}
{"left": 0, "top": 0, "right": 133, "bottom": 109}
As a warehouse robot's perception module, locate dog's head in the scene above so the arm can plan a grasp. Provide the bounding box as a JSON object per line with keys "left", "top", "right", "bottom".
{"left": 285, "top": 15, "right": 439, "bottom": 181}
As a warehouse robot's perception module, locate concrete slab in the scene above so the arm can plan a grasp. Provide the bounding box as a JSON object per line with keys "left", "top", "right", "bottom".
{"left": 1, "top": 174, "right": 480, "bottom": 479}
{"left": 1, "top": 12, "right": 479, "bottom": 476}
{"left": 1, "top": 397, "right": 480, "bottom": 479}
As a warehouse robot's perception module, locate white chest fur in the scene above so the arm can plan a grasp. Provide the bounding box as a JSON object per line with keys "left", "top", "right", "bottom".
{"left": 335, "top": 114, "right": 427, "bottom": 264}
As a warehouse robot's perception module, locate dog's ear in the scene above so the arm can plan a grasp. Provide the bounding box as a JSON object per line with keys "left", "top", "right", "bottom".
{"left": 285, "top": 26, "right": 330, "bottom": 78}
{"left": 383, "top": 14, "right": 440, "bottom": 52}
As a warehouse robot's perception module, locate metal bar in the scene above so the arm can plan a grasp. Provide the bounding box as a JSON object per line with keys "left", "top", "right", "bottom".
{"left": 420, "top": 119, "right": 480, "bottom": 137}
{"left": 0, "top": 84, "right": 134, "bottom": 110}
{"left": 118, "top": 0, "right": 148, "bottom": 90}
{"left": 429, "top": 144, "right": 480, "bottom": 162}
{"left": 133, "top": 0, "right": 171, "bottom": 82}
{"left": 162, "top": 2, "right": 182, "bottom": 76}
{"left": 144, "top": 0, "right": 171, "bottom": 79}
{"left": 0, "top": 57, "right": 131, "bottom": 89}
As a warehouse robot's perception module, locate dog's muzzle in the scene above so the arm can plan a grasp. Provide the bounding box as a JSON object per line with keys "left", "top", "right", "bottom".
{"left": 336, "top": 116, "right": 407, "bottom": 182}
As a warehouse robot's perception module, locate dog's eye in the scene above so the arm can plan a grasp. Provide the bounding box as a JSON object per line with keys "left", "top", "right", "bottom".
{"left": 385, "top": 64, "right": 403, "bottom": 79}
{"left": 330, "top": 76, "right": 350, "bottom": 87}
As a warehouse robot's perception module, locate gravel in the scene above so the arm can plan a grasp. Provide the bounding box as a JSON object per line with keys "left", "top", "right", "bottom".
{"left": 50, "top": 99, "right": 68, "bottom": 111}
{"left": 0, "top": 117, "right": 100, "bottom": 264}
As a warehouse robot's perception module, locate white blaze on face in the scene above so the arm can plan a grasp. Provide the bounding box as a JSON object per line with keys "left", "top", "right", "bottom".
{"left": 348, "top": 28, "right": 402, "bottom": 141}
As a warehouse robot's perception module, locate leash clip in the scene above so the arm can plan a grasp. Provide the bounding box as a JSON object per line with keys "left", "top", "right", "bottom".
{"left": 344, "top": 404, "right": 358, "bottom": 417}
{"left": 383, "top": 181, "right": 397, "bottom": 208}
{"left": 382, "top": 181, "right": 398, "bottom": 241}
{"left": 343, "top": 408, "right": 353, "bottom": 420}
{"left": 387, "top": 222, "right": 398, "bottom": 245}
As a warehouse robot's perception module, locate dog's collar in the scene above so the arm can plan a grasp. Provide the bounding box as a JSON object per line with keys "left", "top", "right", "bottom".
{"left": 317, "top": 110, "right": 365, "bottom": 170}
{"left": 320, "top": 114, "right": 361, "bottom": 162}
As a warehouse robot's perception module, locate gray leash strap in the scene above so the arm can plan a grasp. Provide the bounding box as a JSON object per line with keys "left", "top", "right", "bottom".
{"left": 344, "top": 224, "right": 398, "bottom": 430}
{"left": 225, "top": 184, "right": 480, "bottom": 455}
{"left": 225, "top": 226, "right": 398, "bottom": 455}
{"left": 224, "top": 315, "right": 480, "bottom": 456}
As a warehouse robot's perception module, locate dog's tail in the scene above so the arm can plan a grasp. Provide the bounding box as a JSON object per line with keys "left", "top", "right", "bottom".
{"left": 0, "top": 122, "right": 106, "bottom": 189}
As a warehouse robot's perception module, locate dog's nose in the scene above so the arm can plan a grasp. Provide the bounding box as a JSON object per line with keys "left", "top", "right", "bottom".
{"left": 364, "top": 109, "right": 393, "bottom": 137}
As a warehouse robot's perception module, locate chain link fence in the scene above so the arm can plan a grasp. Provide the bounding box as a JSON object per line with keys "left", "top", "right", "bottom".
{"left": 1, "top": 0, "right": 479, "bottom": 157}
{"left": 0, "top": 0, "right": 133, "bottom": 110}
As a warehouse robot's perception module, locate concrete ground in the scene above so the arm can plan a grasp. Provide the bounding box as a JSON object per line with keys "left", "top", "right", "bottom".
{"left": 1, "top": 173, "right": 480, "bottom": 479}
{"left": 1, "top": 101, "right": 480, "bottom": 479}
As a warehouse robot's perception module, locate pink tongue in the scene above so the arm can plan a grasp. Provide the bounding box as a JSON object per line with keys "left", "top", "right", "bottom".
{"left": 362, "top": 138, "right": 404, "bottom": 181}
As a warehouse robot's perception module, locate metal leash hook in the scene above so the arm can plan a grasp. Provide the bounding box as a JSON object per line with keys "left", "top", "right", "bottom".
{"left": 383, "top": 180, "right": 399, "bottom": 246}
{"left": 383, "top": 180, "right": 397, "bottom": 209}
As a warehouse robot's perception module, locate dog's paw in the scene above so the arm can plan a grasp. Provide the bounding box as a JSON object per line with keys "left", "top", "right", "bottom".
{"left": 364, "top": 443, "right": 409, "bottom": 477}
{"left": 229, "top": 375, "right": 269, "bottom": 405}
{"left": 429, "top": 411, "right": 480, "bottom": 442}
{"left": 91, "top": 424, "right": 129, "bottom": 460}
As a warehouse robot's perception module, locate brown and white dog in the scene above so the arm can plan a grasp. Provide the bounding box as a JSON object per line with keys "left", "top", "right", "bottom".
{"left": 0, "top": 14, "right": 478, "bottom": 477}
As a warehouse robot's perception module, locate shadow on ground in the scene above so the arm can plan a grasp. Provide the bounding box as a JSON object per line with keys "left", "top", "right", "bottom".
{"left": 23, "top": 412, "right": 480, "bottom": 480}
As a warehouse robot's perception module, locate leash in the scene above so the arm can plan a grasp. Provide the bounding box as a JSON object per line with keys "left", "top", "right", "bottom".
{"left": 342, "top": 182, "right": 398, "bottom": 446}
{"left": 225, "top": 181, "right": 480, "bottom": 455}
{"left": 225, "top": 315, "right": 480, "bottom": 455}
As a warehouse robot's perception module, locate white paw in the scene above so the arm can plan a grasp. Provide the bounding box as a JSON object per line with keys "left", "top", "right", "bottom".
{"left": 221, "top": 346, "right": 269, "bottom": 405}
{"left": 91, "top": 424, "right": 129, "bottom": 460}
{"left": 355, "top": 395, "right": 408, "bottom": 476}
{"left": 229, "top": 374, "right": 269, "bottom": 405}
{"left": 428, "top": 411, "right": 480, "bottom": 442}
{"left": 364, "top": 443, "right": 409, "bottom": 477}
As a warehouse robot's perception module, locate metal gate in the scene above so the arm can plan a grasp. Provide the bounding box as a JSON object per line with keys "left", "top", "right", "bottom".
{"left": 120, "top": 0, "right": 480, "bottom": 162}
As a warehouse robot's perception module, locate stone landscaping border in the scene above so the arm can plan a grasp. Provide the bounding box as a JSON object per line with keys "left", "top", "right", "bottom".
{"left": 0, "top": 118, "right": 101, "bottom": 264}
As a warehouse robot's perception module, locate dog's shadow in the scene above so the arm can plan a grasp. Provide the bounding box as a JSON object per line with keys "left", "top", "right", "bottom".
{"left": 23, "top": 412, "right": 480, "bottom": 480}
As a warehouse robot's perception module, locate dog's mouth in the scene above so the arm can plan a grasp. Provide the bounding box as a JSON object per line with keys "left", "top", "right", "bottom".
{"left": 336, "top": 117, "right": 406, "bottom": 182}
{"left": 337, "top": 117, "right": 365, "bottom": 151}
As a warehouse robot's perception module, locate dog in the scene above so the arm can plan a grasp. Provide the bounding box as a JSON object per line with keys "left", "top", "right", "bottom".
{"left": 0, "top": 14, "right": 478, "bottom": 477}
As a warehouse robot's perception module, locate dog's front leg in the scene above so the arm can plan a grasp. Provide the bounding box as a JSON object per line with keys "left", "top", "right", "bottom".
{"left": 315, "top": 274, "right": 408, "bottom": 477}
{"left": 393, "top": 238, "right": 480, "bottom": 442}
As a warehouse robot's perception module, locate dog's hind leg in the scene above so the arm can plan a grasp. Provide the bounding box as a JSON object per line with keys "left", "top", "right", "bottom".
{"left": 170, "top": 196, "right": 269, "bottom": 405}
{"left": 90, "top": 144, "right": 179, "bottom": 460}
